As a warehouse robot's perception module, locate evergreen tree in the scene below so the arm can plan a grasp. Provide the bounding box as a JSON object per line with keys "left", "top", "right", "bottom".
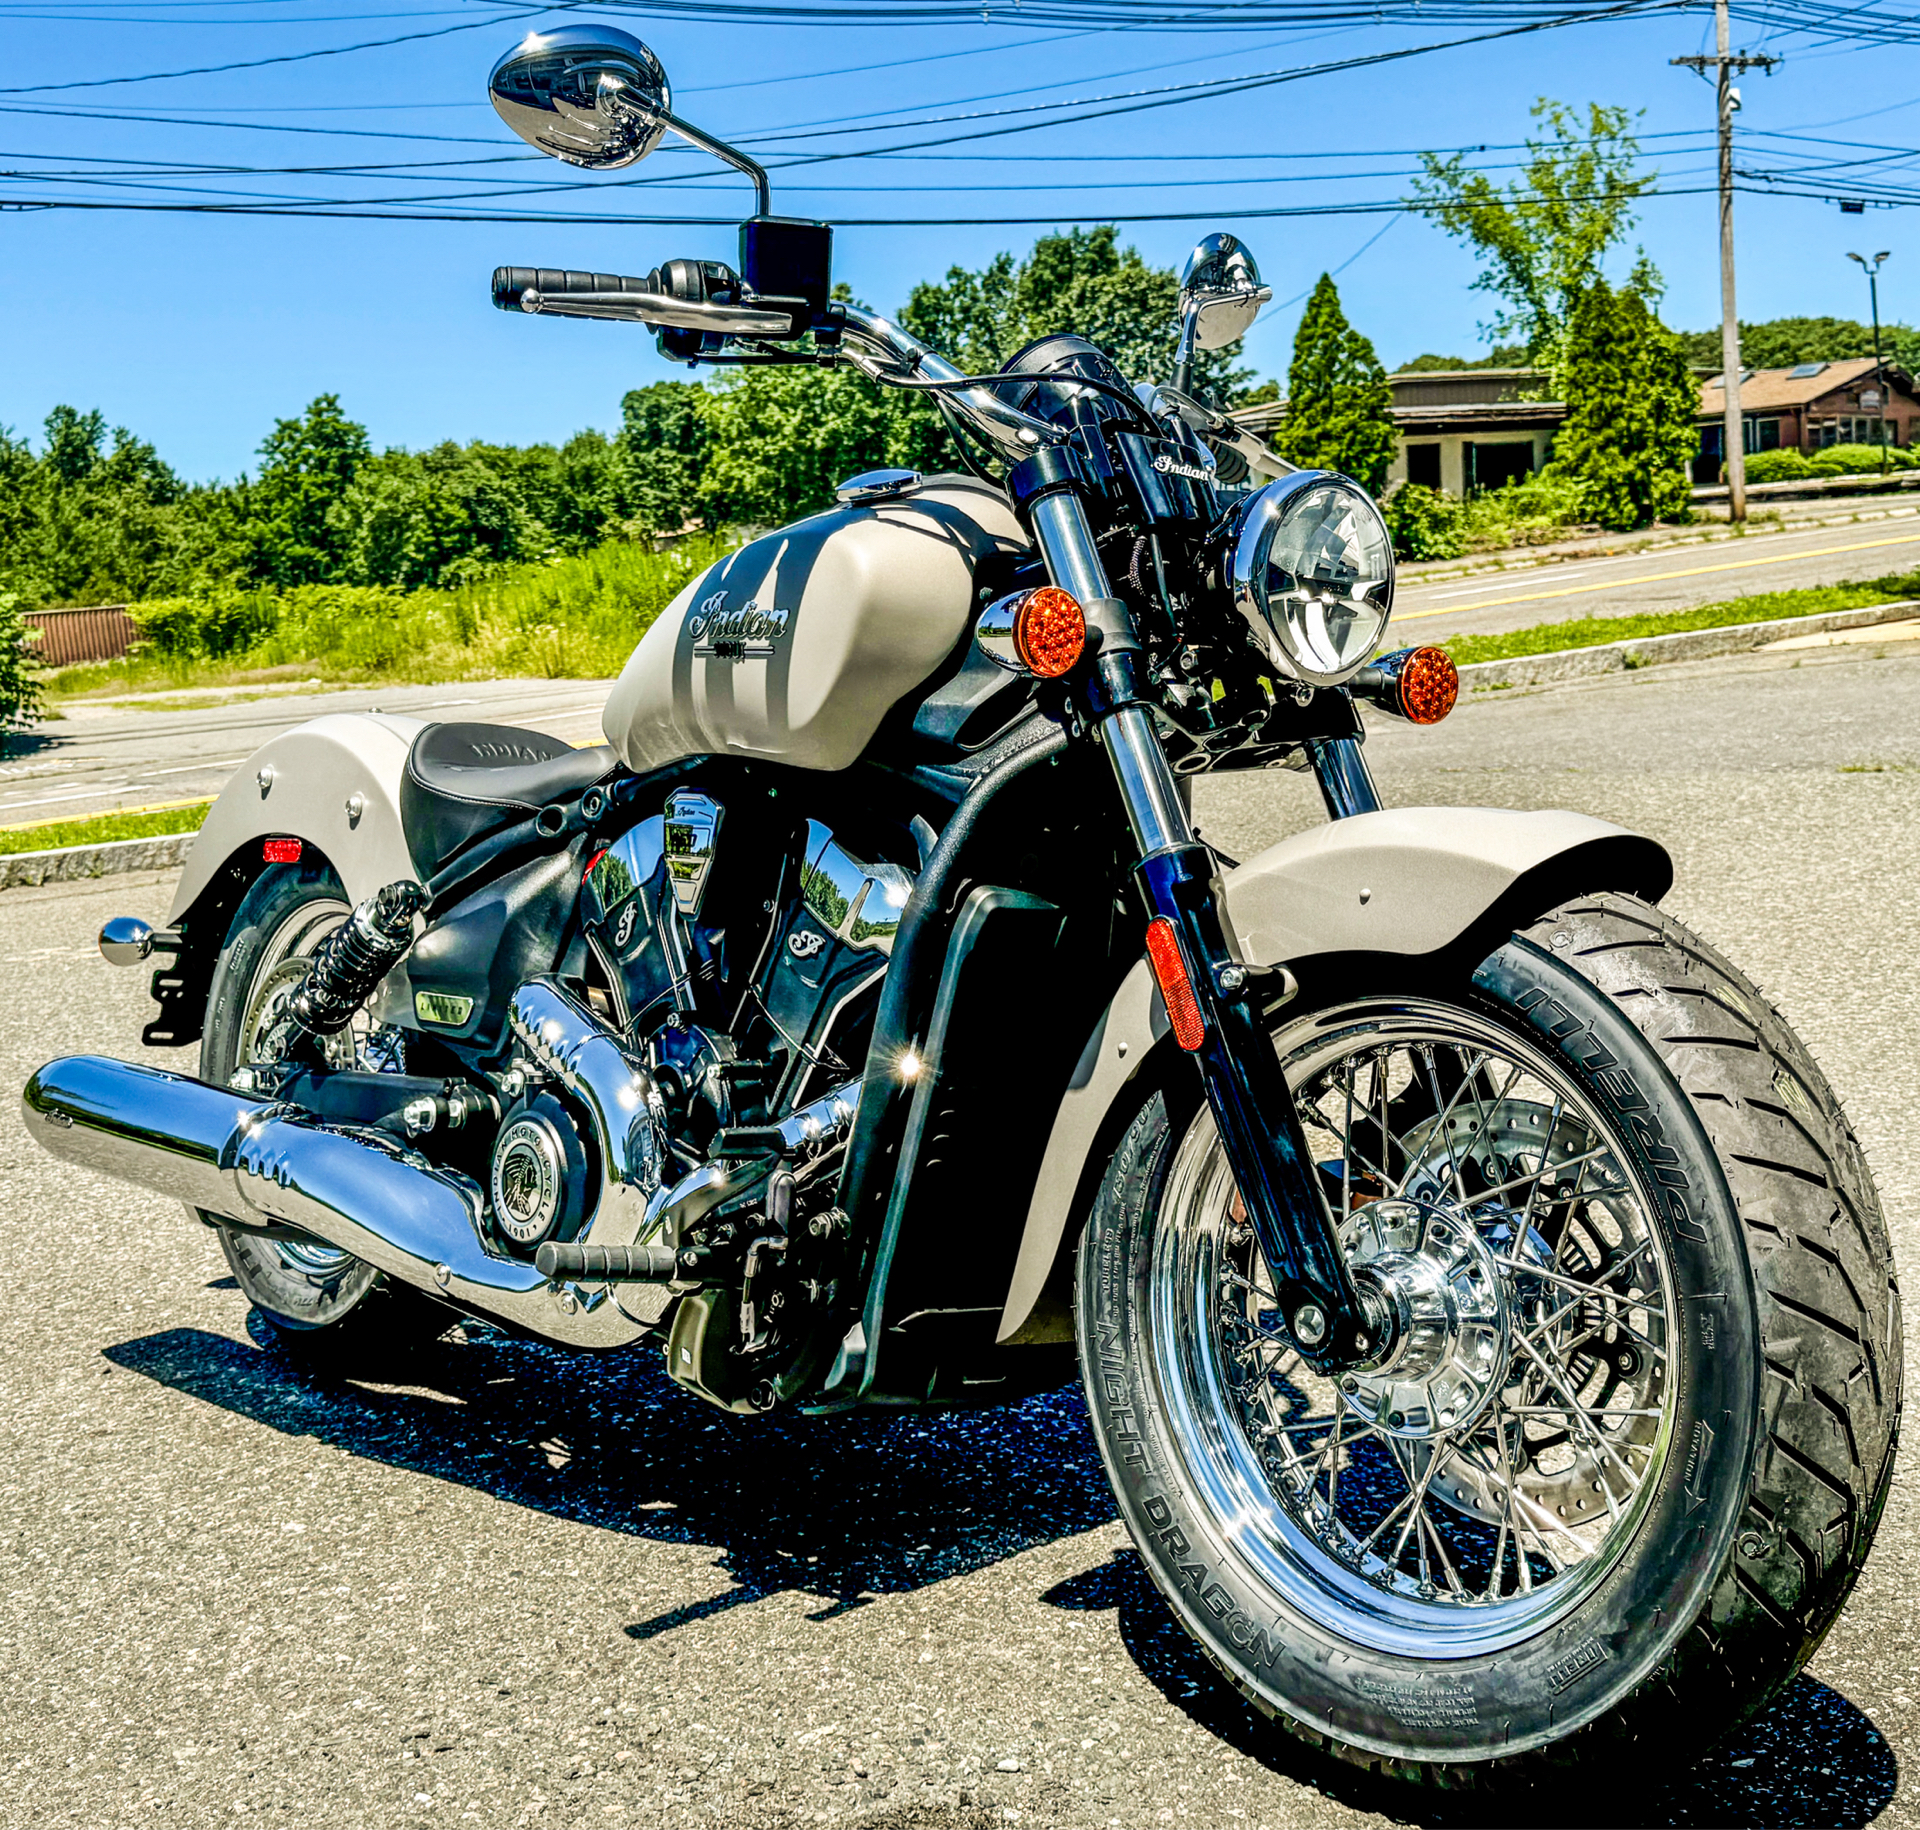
{"left": 1552, "top": 279, "right": 1697, "bottom": 529}
{"left": 1274, "top": 274, "right": 1398, "bottom": 492}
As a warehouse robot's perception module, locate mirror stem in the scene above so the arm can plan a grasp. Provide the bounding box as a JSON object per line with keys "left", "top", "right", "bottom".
{"left": 1171, "top": 306, "right": 1199, "bottom": 400}
{"left": 657, "top": 106, "right": 771, "bottom": 218}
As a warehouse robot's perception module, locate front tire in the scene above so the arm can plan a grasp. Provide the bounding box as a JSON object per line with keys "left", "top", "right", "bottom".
{"left": 1077, "top": 892, "right": 1899, "bottom": 1785}
{"left": 201, "top": 860, "right": 446, "bottom": 1359}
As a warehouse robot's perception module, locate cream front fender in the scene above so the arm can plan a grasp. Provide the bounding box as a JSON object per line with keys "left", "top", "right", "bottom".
{"left": 166, "top": 712, "right": 428, "bottom": 925}
{"left": 996, "top": 806, "right": 1673, "bottom": 1345}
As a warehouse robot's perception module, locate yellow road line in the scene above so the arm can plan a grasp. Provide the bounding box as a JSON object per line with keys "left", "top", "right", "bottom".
{"left": 1398, "top": 532, "right": 1920, "bottom": 620}
{"left": 0, "top": 794, "right": 211, "bottom": 836}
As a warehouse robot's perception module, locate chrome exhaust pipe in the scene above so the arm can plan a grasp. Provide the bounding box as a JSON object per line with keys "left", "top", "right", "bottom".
{"left": 21, "top": 1055, "right": 652, "bottom": 1349}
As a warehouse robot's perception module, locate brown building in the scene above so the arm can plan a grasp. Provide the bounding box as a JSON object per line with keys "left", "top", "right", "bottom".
{"left": 1233, "top": 368, "right": 1564, "bottom": 493}
{"left": 1695, "top": 357, "right": 1920, "bottom": 479}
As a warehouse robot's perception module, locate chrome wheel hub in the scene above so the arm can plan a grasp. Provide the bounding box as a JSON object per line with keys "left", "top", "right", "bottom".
{"left": 1341, "top": 1200, "right": 1508, "bottom": 1441}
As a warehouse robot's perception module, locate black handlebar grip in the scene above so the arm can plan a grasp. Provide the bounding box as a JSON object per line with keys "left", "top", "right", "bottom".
{"left": 491, "top": 266, "right": 660, "bottom": 312}
{"left": 534, "top": 1240, "right": 682, "bottom": 1282}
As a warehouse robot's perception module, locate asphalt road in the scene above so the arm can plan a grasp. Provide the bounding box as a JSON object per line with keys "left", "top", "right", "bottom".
{"left": 0, "top": 678, "right": 610, "bottom": 830}
{"left": 1393, "top": 502, "right": 1920, "bottom": 640}
{"left": 3, "top": 641, "right": 1917, "bottom": 1830}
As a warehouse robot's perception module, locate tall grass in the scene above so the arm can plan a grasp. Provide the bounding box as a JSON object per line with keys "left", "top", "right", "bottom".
{"left": 48, "top": 533, "right": 732, "bottom": 697}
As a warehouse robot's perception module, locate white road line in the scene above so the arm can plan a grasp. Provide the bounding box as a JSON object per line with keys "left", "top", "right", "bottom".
{"left": 151, "top": 757, "right": 246, "bottom": 776}
{"left": 1, "top": 784, "right": 160, "bottom": 813}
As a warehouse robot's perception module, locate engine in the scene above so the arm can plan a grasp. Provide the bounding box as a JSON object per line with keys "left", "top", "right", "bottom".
{"left": 454, "top": 786, "right": 909, "bottom": 1408}
{"left": 577, "top": 788, "right": 909, "bottom": 1144}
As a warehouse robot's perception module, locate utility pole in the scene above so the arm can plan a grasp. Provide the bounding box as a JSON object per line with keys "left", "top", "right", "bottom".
{"left": 1674, "top": 0, "right": 1778, "bottom": 522}
{"left": 1848, "top": 250, "right": 1892, "bottom": 473}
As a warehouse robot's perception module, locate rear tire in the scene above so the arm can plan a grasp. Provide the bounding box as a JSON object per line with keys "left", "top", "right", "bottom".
{"left": 1076, "top": 892, "right": 1899, "bottom": 1787}
{"left": 201, "top": 860, "right": 447, "bottom": 1360}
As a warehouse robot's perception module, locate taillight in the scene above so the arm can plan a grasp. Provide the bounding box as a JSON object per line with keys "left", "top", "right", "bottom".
{"left": 975, "top": 586, "right": 1087, "bottom": 679}
{"left": 1352, "top": 645, "right": 1459, "bottom": 724}
{"left": 1144, "top": 917, "right": 1207, "bottom": 1052}
{"left": 263, "top": 838, "right": 302, "bottom": 864}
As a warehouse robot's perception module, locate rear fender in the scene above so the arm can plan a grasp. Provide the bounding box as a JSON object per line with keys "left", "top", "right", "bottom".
{"left": 144, "top": 714, "right": 425, "bottom": 1047}
{"left": 996, "top": 806, "right": 1673, "bottom": 1345}
{"left": 165, "top": 712, "right": 426, "bottom": 925}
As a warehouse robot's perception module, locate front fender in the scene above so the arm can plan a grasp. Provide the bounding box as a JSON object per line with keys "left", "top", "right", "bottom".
{"left": 165, "top": 712, "right": 427, "bottom": 925}
{"left": 996, "top": 806, "right": 1672, "bottom": 1345}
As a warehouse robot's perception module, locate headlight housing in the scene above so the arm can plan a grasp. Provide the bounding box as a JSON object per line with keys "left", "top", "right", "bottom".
{"left": 1227, "top": 472, "right": 1395, "bottom": 688}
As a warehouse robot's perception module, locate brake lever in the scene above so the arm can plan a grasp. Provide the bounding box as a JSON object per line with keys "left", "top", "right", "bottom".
{"left": 514, "top": 286, "right": 804, "bottom": 336}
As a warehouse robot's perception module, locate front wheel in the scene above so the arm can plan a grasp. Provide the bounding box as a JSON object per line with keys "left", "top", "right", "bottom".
{"left": 1078, "top": 892, "right": 1899, "bottom": 1784}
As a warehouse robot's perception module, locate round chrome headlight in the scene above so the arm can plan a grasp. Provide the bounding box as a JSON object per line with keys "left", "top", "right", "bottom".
{"left": 1228, "top": 472, "right": 1395, "bottom": 688}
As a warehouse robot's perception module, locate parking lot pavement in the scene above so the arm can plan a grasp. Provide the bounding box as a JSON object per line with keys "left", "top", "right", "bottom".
{"left": 1394, "top": 506, "right": 1920, "bottom": 641}
{"left": 2, "top": 639, "right": 1915, "bottom": 1829}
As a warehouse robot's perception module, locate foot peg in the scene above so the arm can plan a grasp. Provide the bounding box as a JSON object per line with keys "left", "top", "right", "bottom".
{"left": 534, "top": 1240, "right": 690, "bottom": 1282}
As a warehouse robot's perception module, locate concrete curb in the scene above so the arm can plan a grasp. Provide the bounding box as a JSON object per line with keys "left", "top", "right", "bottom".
{"left": 1458, "top": 598, "right": 1920, "bottom": 692}
{"left": 0, "top": 829, "right": 196, "bottom": 892}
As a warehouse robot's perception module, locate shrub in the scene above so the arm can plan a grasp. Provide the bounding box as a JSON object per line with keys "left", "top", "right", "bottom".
{"left": 1806, "top": 441, "right": 1915, "bottom": 476}
{"left": 75, "top": 530, "right": 734, "bottom": 690}
{"left": 1743, "top": 449, "right": 1814, "bottom": 484}
{"left": 1383, "top": 484, "right": 1468, "bottom": 560}
{"left": 0, "top": 592, "right": 43, "bottom": 743}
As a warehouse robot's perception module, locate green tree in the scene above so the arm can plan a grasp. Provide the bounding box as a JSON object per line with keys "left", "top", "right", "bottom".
{"left": 902, "top": 225, "right": 1255, "bottom": 400}
{"left": 1551, "top": 279, "right": 1697, "bottom": 529}
{"left": 1273, "top": 274, "right": 1398, "bottom": 492}
{"left": 250, "top": 395, "right": 371, "bottom": 584}
{"left": 616, "top": 381, "right": 712, "bottom": 535}
{"left": 1396, "top": 344, "right": 1533, "bottom": 373}
{"left": 696, "top": 364, "right": 943, "bottom": 529}
{"left": 1412, "top": 100, "right": 1656, "bottom": 372}
{"left": 1674, "top": 314, "right": 1920, "bottom": 373}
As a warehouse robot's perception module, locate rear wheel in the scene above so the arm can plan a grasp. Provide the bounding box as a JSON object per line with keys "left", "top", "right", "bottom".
{"left": 1077, "top": 893, "right": 1899, "bottom": 1785}
{"left": 201, "top": 860, "right": 446, "bottom": 1358}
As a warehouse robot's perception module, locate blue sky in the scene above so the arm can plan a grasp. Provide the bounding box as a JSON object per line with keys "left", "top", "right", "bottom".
{"left": 2, "top": 3, "right": 1914, "bottom": 479}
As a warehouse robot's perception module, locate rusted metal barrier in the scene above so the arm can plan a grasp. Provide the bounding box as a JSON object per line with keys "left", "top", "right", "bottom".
{"left": 21, "top": 604, "right": 138, "bottom": 667}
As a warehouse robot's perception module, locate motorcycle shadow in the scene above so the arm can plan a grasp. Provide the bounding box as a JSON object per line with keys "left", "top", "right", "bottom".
{"left": 1045, "top": 1551, "right": 1899, "bottom": 1829}
{"left": 105, "top": 1318, "right": 1898, "bottom": 1827}
{"left": 105, "top": 1312, "right": 1120, "bottom": 1633}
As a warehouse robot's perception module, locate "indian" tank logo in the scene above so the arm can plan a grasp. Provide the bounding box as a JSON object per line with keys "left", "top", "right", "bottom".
{"left": 688, "top": 591, "right": 792, "bottom": 658}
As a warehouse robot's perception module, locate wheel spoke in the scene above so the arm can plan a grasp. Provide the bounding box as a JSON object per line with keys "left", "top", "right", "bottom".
{"left": 1166, "top": 1003, "right": 1678, "bottom": 1633}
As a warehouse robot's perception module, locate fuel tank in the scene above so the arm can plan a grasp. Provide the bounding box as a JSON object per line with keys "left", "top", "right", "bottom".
{"left": 603, "top": 475, "right": 1029, "bottom": 774}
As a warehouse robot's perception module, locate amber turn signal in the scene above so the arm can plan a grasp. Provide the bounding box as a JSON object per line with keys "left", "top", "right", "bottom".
{"left": 1350, "top": 645, "right": 1459, "bottom": 724}
{"left": 1144, "top": 917, "right": 1207, "bottom": 1052}
{"left": 975, "top": 586, "right": 1087, "bottom": 680}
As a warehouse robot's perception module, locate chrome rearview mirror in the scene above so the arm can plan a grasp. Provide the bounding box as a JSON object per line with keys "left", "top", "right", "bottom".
{"left": 1172, "top": 232, "right": 1272, "bottom": 394}
{"left": 489, "top": 22, "right": 773, "bottom": 214}
{"left": 489, "top": 26, "right": 672, "bottom": 170}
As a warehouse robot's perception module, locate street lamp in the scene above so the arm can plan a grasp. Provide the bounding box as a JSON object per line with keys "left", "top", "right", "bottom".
{"left": 1848, "top": 250, "right": 1893, "bottom": 472}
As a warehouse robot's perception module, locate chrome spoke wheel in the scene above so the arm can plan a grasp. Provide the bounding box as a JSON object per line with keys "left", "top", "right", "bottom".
{"left": 1148, "top": 998, "right": 1678, "bottom": 1656}
{"left": 231, "top": 894, "right": 407, "bottom": 1280}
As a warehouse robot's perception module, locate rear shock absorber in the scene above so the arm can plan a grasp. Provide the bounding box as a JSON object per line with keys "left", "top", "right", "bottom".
{"left": 270, "top": 880, "right": 428, "bottom": 1062}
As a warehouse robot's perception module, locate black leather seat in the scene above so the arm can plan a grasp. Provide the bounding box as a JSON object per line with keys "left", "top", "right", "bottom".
{"left": 401, "top": 722, "right": 615, "bottom": 876}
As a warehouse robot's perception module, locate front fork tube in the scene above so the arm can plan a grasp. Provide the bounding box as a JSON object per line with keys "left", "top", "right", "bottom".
{"left": 1026, "top": 482, "right": 1384, "bottom": 1369}
{"left": 1130, "top": 838, "right": 1382, "bottom": 1369}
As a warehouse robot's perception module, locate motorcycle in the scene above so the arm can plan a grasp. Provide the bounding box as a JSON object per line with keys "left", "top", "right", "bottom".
{"left": 24, "top": 24, "right": 1900, "bottom": 1792}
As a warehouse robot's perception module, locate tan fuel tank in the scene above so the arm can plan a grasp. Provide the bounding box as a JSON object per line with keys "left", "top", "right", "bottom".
{"left": 603, "top": 475, "right": 1029, "bottom": 775}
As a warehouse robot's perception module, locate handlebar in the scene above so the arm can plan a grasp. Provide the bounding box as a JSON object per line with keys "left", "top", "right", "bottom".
{"left": 491, "top": 264, "right": 804, "bottom": 336}
{"left": 491, "top": 265, "right": 1091, "bottom": 460}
